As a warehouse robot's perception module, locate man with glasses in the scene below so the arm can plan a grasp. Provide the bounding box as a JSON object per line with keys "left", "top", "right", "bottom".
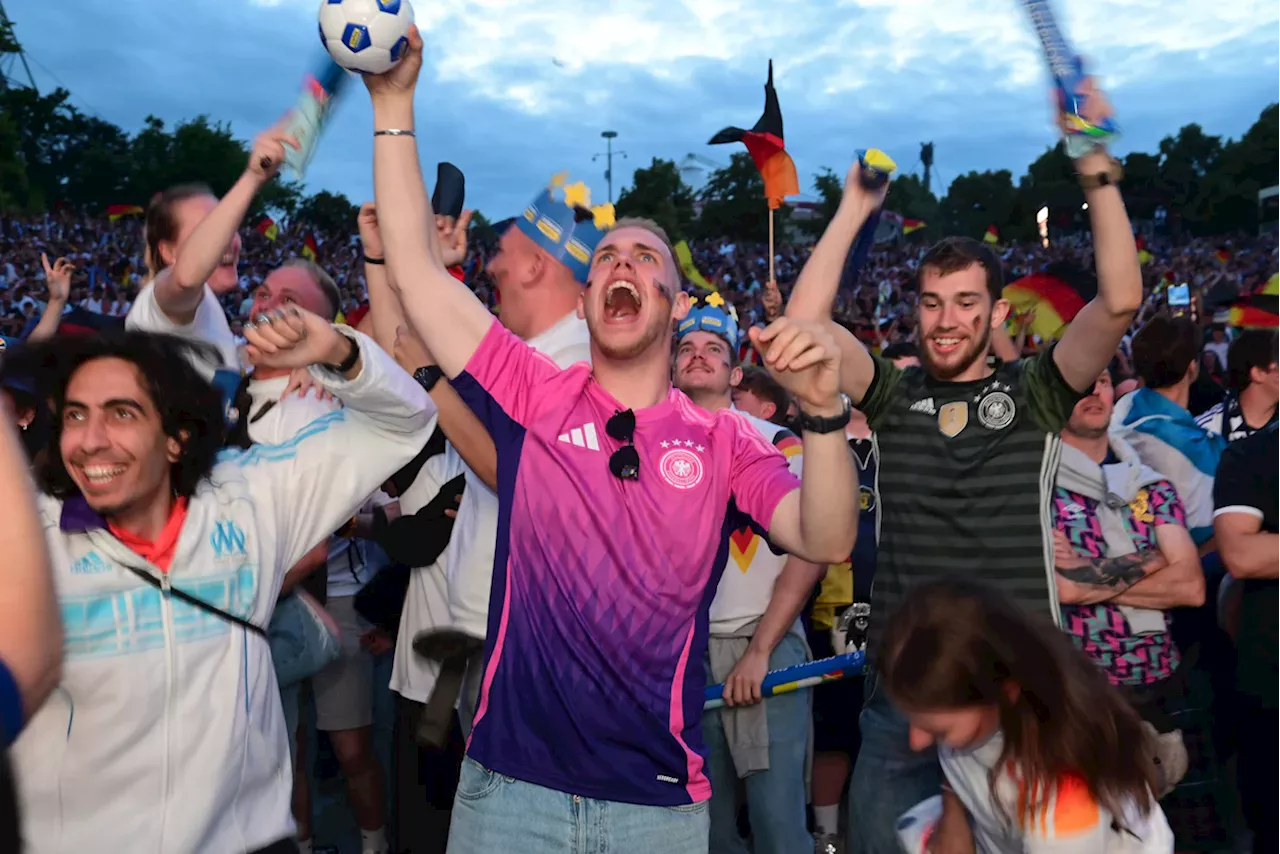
{"left": 364, "top": 30, "right": 858, "bottom": 853}
{"left": 672, "top": 293, "right": 822, "bottom": 854}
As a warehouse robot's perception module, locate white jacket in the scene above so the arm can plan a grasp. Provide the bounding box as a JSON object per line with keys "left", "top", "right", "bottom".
{"left": 13, "top": 330, "right": 435, "bottom": 854}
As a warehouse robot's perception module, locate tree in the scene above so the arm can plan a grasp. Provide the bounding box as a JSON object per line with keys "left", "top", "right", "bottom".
{"left": 1016, "top": 142, "right": 1083, "bottom": 236}
{"left": 295, "top": 190, "right": 358, "bottom": 234}
{"left": 696, "top": 151, "right": 789, "bottom": 243}
{"left": 937, "top": 169, "right": 1018, "bottom": 241}
{"left": 887, "top": 173, "right": 939, "bottom": 231}
{"left": 468, "top": 210, "right": 499, "bottom": 245}
{"left": 614, "top": 157, "right": 696, "bottom": 241}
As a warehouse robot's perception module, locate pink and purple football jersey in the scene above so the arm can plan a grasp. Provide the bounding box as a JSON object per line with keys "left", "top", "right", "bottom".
{"left": 451, "top": 321, "right": 799, "bottom": 806}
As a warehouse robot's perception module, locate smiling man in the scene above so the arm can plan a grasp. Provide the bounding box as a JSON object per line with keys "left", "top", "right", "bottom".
{"left": 786, "top": 88, "right": 1142, "bottom": 854}
{"left": 364, "top": 28, "right": 858, "bottom": 853}
{"left": 12, "top": 311, "right": 432, "bottom": 854}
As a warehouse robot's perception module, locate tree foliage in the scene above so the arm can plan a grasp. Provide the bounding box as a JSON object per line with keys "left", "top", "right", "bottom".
{"left": 614, "top": 157, "right": 697, "bottom": 241}
{"left": 693, "top": 151, "right": 790, "bottom": 244}
{"left": 613, "top": 105, "right": 1278, "bottom": 242}
{"left": 0, "top": 86, "right": 307, "bottom": 222}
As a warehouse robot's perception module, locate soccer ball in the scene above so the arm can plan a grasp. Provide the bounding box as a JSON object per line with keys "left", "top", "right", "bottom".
{"left": 318, "top": 0, "right": 415, "bottom": 75}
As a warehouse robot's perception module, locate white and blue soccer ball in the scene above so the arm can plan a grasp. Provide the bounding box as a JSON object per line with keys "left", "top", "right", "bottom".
{"left": 318, "top": 0, "right": 415, "bottom": 75}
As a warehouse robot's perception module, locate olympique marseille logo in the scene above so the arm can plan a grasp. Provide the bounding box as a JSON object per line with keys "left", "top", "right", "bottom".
{"left": 658, "top": 443, "right": 705, "bottom": 490}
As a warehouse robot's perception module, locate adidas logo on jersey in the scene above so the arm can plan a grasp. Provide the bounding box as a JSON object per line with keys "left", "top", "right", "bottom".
{"left": 909, "top": 397, "right": 937, "bottom": 415}
{"left": 557, "top": 422, "right": 600, "bottom": 451}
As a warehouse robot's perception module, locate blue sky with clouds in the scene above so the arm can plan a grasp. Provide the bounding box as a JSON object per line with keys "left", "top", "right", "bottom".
{"left": 11, "top": 0, "right": 1279, "bottom": 219}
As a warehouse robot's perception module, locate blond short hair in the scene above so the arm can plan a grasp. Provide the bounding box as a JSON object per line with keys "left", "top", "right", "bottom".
{"left": 610, "top": 216, "right": 681, "bottom": 293}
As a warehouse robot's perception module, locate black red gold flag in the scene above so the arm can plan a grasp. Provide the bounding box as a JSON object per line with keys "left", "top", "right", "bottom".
{"left": 708, "top": 60, "right": 800, "bottom": 210}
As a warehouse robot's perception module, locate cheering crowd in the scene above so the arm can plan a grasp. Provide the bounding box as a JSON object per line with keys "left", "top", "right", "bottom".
{"left": 0, "top": 26, "right": 1276, "bottom": 854}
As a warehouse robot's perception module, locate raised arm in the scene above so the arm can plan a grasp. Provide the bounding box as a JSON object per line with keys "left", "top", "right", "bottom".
{"left": 360, "top": 201, "right": 499, "bottom": 489}
{"left": 0, "top": 420, "right": 61, "bottom": 729}
{"left": 785, "top": 162, "right": 885, "bottom": 403}
{"left": 364, "top": 27, "right": 495, "bottom": 379}
{"left": 750, "top": 319, "right": 858, "bottom": 564}
{"left": 1050, "top": 88, "right": 1142, "bottom": 392}
{"left": 25, "top": 253, "right": 71, "bottom": 344}
{"left": 235, "top": 308, "right": 434, "bottom": 594}
{"left": 160, "top": 125, "right": 296, "bottom": 324}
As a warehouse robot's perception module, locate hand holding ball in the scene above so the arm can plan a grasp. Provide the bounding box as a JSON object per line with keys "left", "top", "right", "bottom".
{"left": 319, "top": 0, "right": 415, "bottom": 75}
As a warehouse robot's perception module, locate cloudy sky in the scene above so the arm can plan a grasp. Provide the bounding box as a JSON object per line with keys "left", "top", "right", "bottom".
{"left": 12, "top": 0, "right": 1279, "bottom": 219}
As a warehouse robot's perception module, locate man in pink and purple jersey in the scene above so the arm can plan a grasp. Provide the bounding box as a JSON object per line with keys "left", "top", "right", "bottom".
{"left": 364, "top": 29, "right": 858, "bottom": 854}
{"left": 673, "top": 294, "right": 823, "bottom": 854}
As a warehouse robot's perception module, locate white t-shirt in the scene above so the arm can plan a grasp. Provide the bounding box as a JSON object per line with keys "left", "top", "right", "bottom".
{"left": 937, "top": 731, "right": 1173, "bottom": 854}
{"left": 445, "top": 311, "right": 591, "bottom": 639}
{"left": 389, "top": 439, "right": 467, "bottom": 703}
{"left": 126, "top": 280, "right": 241, "bottom": 385}
{"left": 707, "top": 409, "right": 804, "bottom": 635}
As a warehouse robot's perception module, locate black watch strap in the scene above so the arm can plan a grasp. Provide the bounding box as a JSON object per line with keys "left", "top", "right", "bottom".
{"left": 414, "top": 365, "right": 445, "bottom": 392}
{"left": 323, "top": 334, "right": 360, "bottom": 374}
{"left": 797, "top": 394, "right": 853, "bottom": 434}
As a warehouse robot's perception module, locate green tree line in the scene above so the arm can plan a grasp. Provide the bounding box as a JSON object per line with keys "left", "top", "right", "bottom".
{"left": 617, "top": 104, "right": 1278, "bottom": 244}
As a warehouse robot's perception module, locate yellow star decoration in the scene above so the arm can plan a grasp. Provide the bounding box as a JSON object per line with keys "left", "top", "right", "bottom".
{"left": 549, "top": 171, "right": 569, "bottom": 189}
{"left": 591, "top": 203, "right": 615, "bottom": 229}
{"left": 562, "top": 181, "right": 591, "bottom": 210}
{"left": 705, "top": 291, "right": 726, "bottom": 307}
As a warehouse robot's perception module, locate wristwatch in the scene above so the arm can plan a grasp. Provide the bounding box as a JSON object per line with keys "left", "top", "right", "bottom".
{"left": 797, "top": 393, "right": 853, "bottom": 434}
{"left": 413, "top": 365, "right": 444, "bottom": 392}
{"left": 1077, "top": 157, "right": 1123, "bottom": 190}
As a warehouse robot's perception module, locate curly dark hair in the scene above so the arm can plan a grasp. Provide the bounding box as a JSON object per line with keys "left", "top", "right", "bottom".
{"left": 27, "top": 331, "right": 227, "bottom": 501}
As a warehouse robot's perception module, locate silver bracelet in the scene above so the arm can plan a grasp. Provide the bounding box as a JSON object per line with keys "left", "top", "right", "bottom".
{"left": 374, "top": 129, "right": 415, "bottom": 137}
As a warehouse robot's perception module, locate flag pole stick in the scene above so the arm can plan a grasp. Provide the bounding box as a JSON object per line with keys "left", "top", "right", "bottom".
{"left": 767, "top": 205, "right": 775, "bottom": 284}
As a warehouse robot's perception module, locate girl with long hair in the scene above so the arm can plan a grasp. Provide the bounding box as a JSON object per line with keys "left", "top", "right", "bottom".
{"left": 883, "top": 579, "right": 1173, "bottom": 853}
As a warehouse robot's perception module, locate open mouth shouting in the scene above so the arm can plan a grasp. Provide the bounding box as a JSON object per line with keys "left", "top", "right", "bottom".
{"left": 604, "top": 277, "right": 642, "bottom": 324}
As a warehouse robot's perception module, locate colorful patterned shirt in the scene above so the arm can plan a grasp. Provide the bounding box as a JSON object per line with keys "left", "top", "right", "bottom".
{"left": 1054, "top": 479, "right": 1186, "bottom": 686}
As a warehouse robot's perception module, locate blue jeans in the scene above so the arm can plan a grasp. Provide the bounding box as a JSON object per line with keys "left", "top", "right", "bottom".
{"left": 447, "top": 757, "right": 709, "bottom": 854}
{"left": 847, "top": 668, "right": 943, "bottom": 854}
{"left": 703, "top": 633, "right": 811, "bottom": 854}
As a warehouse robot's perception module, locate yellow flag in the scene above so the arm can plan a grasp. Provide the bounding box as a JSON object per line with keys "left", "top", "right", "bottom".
{"left": 674, "top": 241, "right": 714, "bottom": 292}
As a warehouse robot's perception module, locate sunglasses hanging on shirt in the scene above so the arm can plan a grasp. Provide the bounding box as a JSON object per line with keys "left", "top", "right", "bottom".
{"left": 606, "top": 409, "right": 639, "bottom": 481}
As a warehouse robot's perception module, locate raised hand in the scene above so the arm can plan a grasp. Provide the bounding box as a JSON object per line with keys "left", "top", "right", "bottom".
{"left": 363, "top": 25, "right": 424, "bottom": 103}
{"left": 761, "top": 278, "right": 782, "bottom": 322}
{"left": 246, "top": 121, "right": 300, "bottom": 184}
{"left": 436, "top": 209, "right": 472, "bottom": 268}
{"left": 393, "top": 324, "right": 432, "bottom": 373}
{"left": 841, "top": 157, "right": 889, "bottom": 217}
{"left": 243, "top": 307, "right": 353, "bottom": 373}
{"left": 358, "top": 202, "right": 384, "bottom": 260}
{"left": 39, "top": 253, "right": 73, "bottom": 304}
{"left": 749, "top": 317, "right": 842, "bottom": 413}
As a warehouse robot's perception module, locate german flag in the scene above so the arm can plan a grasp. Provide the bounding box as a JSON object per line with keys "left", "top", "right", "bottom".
{"left": 1228, "top": 273, "right": 1278, "bottom": 329}
{"left": 255, "top": 217, "right": 279, "bottom": 241}
{"left": 983, "top": 225, "right": 999, "bottom": 245}
{"left": 106, "top": 204, "right": 143, "bottom": 221}
{"left": 773, "top": 431, "right": 802, "bottom": 459}
{"left": 708, "top": 60, "right": 799, "bottom": 210}
{"left": 902, "top": 218, "right": 926, "bottom": 235}
{"left": 1002, "top": 263, "right": 1097, "bottom": 342}
{"left": 1135, "top": 236, "right": 1153, "bottom": 265}
{"left": 302, "top": 233, "right": 318, "bottom": 263}
{"left": 1215, "top": 248, "right": 1230, "bottom": 264}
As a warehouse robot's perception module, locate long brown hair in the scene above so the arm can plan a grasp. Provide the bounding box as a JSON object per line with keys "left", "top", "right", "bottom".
{"left": 880, "top": 579, "right": 1157, "bottom": 828}
{"left": 144, "top": 183, "right": 213, "bottom": 280}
